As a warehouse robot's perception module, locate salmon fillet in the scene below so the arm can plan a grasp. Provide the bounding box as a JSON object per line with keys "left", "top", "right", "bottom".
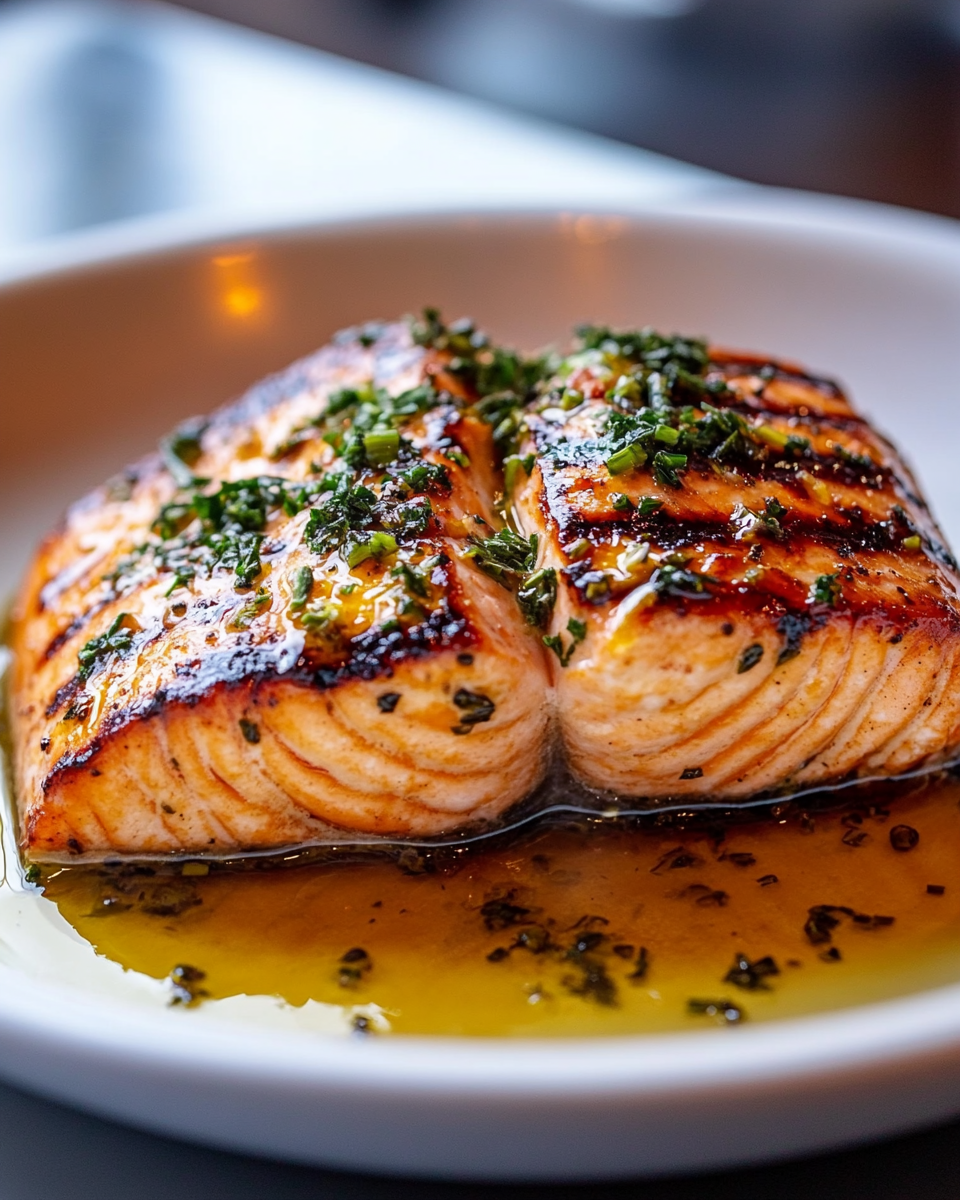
{"left": 9, "top": 318, "right": 551, "bottom": 860}
{"left": 10, "top": 314, "right": 960, "bottom": 862}
{"left": 510, "top": 326, "right": 960, "bottom": 799}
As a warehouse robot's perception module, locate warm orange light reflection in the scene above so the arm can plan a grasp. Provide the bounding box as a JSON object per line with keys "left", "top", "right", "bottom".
{"left": 211, "top": 251, "right": 264, "bottom": 321}
{"left": 558, "top": 213, "right": 629, "bottom": 245}
{"left": 223, "top": 284, "right": 263, "bottom": 317}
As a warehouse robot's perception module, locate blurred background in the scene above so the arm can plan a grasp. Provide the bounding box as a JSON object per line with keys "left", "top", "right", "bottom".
{"left": 1, "top": 0, "right": 960, "bottom": 250}
{"left": 175, "top": 0, "right": 960, "bottom": 214}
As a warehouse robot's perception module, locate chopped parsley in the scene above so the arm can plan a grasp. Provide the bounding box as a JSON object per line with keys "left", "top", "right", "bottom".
{"left": 516, "top": 568, "right": 558, "bottom": 629}
{"left": 810, "top": 572, "right": 841, "bottom": 607}
{"left": 78, "top": 612, "right": 137, "bottom": 679}
{"left": 464, "top": 527, "right": 537, "bottom": 582}
{"left": 543, "top": 617, "right": 587, "bottom": 667}
{"left": 159, "top": 419, "right": 207, "bottom": 488}
{"left": 451, "top": 688, "right": 496, "bottom": 735}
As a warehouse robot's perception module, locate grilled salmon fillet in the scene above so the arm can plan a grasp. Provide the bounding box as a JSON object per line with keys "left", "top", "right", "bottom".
{"left": 9, "top": 317, "right": 551, "bottom": 860}
{"left": 10, "top": 313, "right": 960, "bottom": 863}
{"left": 509, "top": 326, "right": 960, "bottom": 799}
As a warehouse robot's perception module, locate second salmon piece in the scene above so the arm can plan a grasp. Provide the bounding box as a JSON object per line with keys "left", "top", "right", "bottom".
{"left": 510, "top": 326, "right": 960, "bottom": 799}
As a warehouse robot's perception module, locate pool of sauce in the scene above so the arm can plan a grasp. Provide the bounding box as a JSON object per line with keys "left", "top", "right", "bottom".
{"left": 38, "top": 774, "right": 960, "bottom": 1037}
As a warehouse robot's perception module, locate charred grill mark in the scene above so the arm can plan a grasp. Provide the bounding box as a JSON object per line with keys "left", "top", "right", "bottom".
{"left": 710, "top": 354, "right": 844, "bottom": 399}
{"left": 45, "top": 674, "right": 83, "bottom": 719}
{"left": 554, "top": 506, "right": 932, "bottom": 561}
{"left": 40, "top": 601, "right": 478, "bottom": 796}
{"left": 538, "top": 432, "right": 898, "bottom": 496}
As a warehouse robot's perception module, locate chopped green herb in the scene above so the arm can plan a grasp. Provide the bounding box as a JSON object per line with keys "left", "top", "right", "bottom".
{"left": 723, "top": 953, "right": 780, "bottom": 991}
{"left": 451, "top": 688, "right": 495, "bottom": 735}
{"left": 517, "top": 567, "right": 558, "bottom": 629}
{"left": 160, "top": 419, "right": 207, "bottom": 488}
{"left": 464, "top": 528, "right": 537, "bottom": 583}
{"left": 543, "top": 618, "right": 587, "bottom": 667}
{"left": 238, "top": 718, "right": 260, "bottom": 744}
{"left": 288, "top": 566, "right": 314, "bottom": 612}
{"left": 611, "top": 492, "right": 633, "bottom": 512}
{"left": 231, "top": 588, "right": 270, "bottom": 629}
{"left": 654, "top": 423, "right": 680, "bottom": 445}
{"left": 890, "top": 824, "right": 920, "bottom": 852}
{"left": 834, "top": 443, "right": 875, "bottom": 471}
{"left": 737, "top": 644, "right": 764, "bottom": 673}
{"left": 346, "top": 530, "right": 398, "bottom": 568}
{"left": 78, "top": 613, "right": 137, "bottom": 679}
{"left": 169, "top": 964, "right": 208, "bottom": 1007}
{"left": 652, "top": 451, "right": 687, "bottom": 488}
{"left": 503, "top": 453, "right": 535, "bottom": 493}
{"left": 362, "top": 428, "right": 400, "bottom": 466}
{"left": 606, "top": 443, "right": 648, "bottom": 476}
{"left": 688, "top": 998, "right": 743, "bottom": 1025}
{"left": 338, "top": 947, "right": 372, "bottom": 989}
{"left": 810, "top": 572, "right": 841, "bottom": 607}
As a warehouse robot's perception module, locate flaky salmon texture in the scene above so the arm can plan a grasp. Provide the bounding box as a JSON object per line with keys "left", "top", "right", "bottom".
{"left": 10, "top": 312, "right": 960, "bottom": 862}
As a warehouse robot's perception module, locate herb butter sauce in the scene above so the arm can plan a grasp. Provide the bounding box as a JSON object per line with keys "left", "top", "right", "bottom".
{"left": 34, "top": 773, "right": 960, "bottom": 1037}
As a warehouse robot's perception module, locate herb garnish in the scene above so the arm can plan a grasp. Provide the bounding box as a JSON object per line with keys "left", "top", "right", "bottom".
{"left": 464, "top": 527, "right": 537, "bottom": 582}
{"left": 451, "top": 688, "right": 496, "bottom": 735}
{"left": 238, "top": 718, "right": 260, "bottom": 744}
{"left": 723, "top": 953, "right": 780, "bottom": 991}
{"left": 160, "top": 419, "right": 207, "bottom": 488}
{"left": 543, "top": 618, "right": 587, "bottom": 667}
{"left": 737, "top": 643, "right": 764, "bottom": 673}
{"left": 810, "top": 572, "right": 841, "bottom": 607}
{"left": 889, "top": 824, "right": 920, "bottom": 852}
{"left": 688, "top": 998, "right": 743, "bottom": 1025}
{"left": 169, "top": 964, "right": 208, "bottom": 1007}
{"left": 78, "top": 612, "right": 137, "bottom": 679}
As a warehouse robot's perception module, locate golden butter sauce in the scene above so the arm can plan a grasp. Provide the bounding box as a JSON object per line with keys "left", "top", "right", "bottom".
{"left": 38, "top": 774, "right": 960, "bottom": 1037}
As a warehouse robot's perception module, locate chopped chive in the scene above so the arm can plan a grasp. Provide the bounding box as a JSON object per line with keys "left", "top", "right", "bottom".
{"left": 565, "top": 538, "right": 592, "bottom": 562}
{"left": 755, "top": 424, "right": 789, "bottom": 450}
{"left": 611, "top": 492, "right": 634, "bottom": 512}
{"left": 362, "top": 428, "right": 400, "bottom": 466}
{"left": 637, "top": 497, "right": 663, "bottom": 516}
{"left": 445, "top": 447, "right": 470, "bottom": 469}
{"left": 543, "top": 617, "right": 587, "bottom": 667}
{"left": 654, "top": 424, "right": 679, "bottom": 445}
{"left": 288, "top": 566, "right": 314, "bottom": 612}
{"left": 652, "top": 451, "right": 687, "bottom": 488}
{"left": 239, "top": 718, "right": 260, "bottom": 744}
{"left": 347, "top": 530, "right": 398, "bottom": 568}
{"left": 503, "top": 453, "right": 534, "bottom": 493}
{"left": 606, "top": 443, "right": 647, "bottom": 476}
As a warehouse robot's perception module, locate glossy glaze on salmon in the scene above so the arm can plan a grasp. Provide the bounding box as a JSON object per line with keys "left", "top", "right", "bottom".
{"left": 9, "top": 314, "right": 960, "bottom": 862}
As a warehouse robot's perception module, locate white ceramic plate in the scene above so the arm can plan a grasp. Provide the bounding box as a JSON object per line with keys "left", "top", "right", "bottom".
{"left": 2, "top": 201, "right": 960, "bottom": 1181}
